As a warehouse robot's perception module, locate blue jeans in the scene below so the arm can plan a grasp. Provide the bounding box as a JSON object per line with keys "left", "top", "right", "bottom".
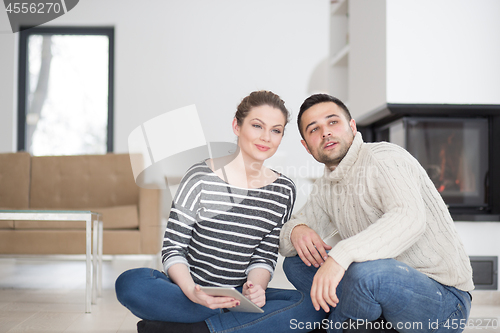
{"left": 115, "top": 268, "right": 326, "bottom": 333}
{"left": 283, "top": 256, "right": 472, "bottom": 333}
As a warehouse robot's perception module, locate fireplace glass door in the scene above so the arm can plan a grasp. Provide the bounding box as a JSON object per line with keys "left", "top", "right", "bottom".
{"left": 405, "top": 118, "right": 489, "bottom": 210}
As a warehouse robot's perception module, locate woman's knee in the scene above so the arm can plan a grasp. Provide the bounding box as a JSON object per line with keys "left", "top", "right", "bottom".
{"left": 115, "top": 268, "right": 152, "bottom": 303}
{"left": 116, "top": 268, "right": 147, "bottom": 288}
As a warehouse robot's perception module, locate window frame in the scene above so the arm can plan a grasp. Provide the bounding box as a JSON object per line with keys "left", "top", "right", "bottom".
{"left": 17, "top": 26, "right": 115, "bottom": 153}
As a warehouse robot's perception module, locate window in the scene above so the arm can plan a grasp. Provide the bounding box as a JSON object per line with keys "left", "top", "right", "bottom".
{"left": 18, "top": 27, "right": 114, "bottom": 155}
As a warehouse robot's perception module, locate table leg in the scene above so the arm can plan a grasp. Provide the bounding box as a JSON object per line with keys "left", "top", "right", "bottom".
{"left": 85, "top": 216, "right": 92, "bottom": 313}
{"left": 92, "top": 217, "right": 98, "bottom": 304}
{"left": 98, "top": 219, "right": 103, "bottom": 297}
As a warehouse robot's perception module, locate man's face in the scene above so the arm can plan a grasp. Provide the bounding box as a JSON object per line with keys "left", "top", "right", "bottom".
{"left": 300, "top": 102, "right": 357, "bottom": 170}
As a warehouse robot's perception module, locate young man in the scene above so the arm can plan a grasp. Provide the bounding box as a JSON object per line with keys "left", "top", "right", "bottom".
{"left": 280, "top": 94, "right": 473, "bottom": 333}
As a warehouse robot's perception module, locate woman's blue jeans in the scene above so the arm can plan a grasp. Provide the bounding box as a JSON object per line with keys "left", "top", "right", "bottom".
{"left": 115, "top": 268, "right": 327, "bottom": 333}
{"left": 283, "top": 256, "right": 472, "bottom": 333}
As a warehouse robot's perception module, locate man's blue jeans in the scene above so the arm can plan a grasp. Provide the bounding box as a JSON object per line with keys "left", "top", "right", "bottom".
{"left": 115, "top": 268, "right": 326, "bottom": 333}
{"left": 283, "top": 256, "right": 472, "bottom": 333}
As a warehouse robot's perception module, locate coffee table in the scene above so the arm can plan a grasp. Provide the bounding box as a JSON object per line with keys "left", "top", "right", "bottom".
{"left": 0, "top": 210, "right": 103, "bottom": 313}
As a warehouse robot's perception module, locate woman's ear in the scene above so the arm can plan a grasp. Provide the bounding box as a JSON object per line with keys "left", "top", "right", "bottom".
{"left": 232, "top": 118, "right": 240, "bottom": 136}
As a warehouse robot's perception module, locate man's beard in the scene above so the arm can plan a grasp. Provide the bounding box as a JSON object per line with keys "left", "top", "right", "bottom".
{"left": 308, "top": 133, "right": 354, "bottom": 167}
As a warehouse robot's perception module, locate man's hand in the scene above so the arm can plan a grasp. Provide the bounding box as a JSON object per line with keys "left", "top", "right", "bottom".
{"left": 291, "top": 224, "right": 332, "bottom": 267}
{"left": 311, "top": 257, "right": 345, "bottom": 312}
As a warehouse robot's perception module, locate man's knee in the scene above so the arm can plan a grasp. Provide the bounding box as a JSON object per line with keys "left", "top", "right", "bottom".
{"left": 282, "top": 255, "right": 302, "bottom": 276}
{"left": 344, "top": 259, "right": 403, "bottom": 288}
{"left": 282, "top": 255, "right": 320, "bottom": 293}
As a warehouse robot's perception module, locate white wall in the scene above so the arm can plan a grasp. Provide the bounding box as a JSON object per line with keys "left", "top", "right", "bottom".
{"left": 349, "top": 0, "right": 500, "bottom": 121}
{"left": 0, "top": 1, "right": 329, "bottom": 205}
{"left": 386, "top": 0, "right": 500, "bottom": 104}
{"left": 349, "top": 0, "right": 387, "bottom": 121}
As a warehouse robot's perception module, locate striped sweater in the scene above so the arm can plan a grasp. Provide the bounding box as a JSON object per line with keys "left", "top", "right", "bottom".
{"left": 280, "top": 132, "right": 474, "bottom": 291}
{"left": 162, "top": 161, "right": 296, "bottom": 287}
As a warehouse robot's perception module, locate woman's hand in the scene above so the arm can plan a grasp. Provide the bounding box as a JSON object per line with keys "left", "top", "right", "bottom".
{"left": 187, "top": 285, "right": 240, "bottom": 310}
{"left": 244, "top": 268, "right": 270, "bottom": 307}
{"left": 168, "top": 263, "right": 239, "bottom": 310}
{"left": 242, "top": 280, "right": 266, "bottom": 307}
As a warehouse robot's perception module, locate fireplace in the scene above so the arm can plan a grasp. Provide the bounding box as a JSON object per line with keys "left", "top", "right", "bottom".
{"left": 359, "top": 104, "right": 500, "bottom": 221}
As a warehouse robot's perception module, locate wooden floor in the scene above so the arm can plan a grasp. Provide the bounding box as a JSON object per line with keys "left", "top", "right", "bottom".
{"left": 0, "top": 256, "right": 499, "bottom": 333}
{"left": 0, "top": 256, "right": 154, "bottom": 333}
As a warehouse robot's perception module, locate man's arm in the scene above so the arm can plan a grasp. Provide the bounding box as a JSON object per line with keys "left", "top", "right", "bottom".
{"left": 280, "top": 178, "right": 335, "bottom": 267}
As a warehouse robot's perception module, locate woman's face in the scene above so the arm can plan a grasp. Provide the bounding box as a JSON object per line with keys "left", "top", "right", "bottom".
{"left": 233, "top": 104, "right": 286, "bottom": 164}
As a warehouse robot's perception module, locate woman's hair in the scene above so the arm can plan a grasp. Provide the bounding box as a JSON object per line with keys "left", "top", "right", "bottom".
{"left": 235, "top": 90, "right": 290, "bottom": 130}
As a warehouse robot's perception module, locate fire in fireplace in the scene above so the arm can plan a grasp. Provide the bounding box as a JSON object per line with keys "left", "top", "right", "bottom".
{"left": 375, "top": 118, "right": 488, "bottom": 211}
{"left": 359, "top": 104, "right": 500, "bottom": 221}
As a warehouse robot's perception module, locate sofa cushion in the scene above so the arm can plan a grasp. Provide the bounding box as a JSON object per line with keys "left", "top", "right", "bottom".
{"left": 30, "top": 154, "right": 139, "bottom": 209}
{"left": 0, "top": 220, "right": 14, "bottom": 229}
{"left": 0, "top": 229, "right": 141, "bottom": 254}
{"left": 0, "top": 152, "right": 31, "bottom": 209}
{"left": 89, "top": 205, "right": 140, "bottom": 229}
{"left": 14, "top": 205, "right": 139, "bottom": 230}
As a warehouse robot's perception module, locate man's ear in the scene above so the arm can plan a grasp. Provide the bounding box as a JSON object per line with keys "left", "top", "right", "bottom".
{"left": 350, "top": 118, "right": 357, "bottom": 136}
{"left": 232, "top": 118, "right": 240, "bottom": 136}
{"left": 301, "top": 139, "right": 311, "bottom": 155}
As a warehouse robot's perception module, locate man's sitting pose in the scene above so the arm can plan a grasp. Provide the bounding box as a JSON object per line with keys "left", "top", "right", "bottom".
{"left": 280, "top": 94, "right": 474, "bottom": 333}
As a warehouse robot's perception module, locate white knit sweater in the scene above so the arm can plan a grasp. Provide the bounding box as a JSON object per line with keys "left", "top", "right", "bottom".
{"left": 280, "top": 133, "right": 474, "bottom": 291}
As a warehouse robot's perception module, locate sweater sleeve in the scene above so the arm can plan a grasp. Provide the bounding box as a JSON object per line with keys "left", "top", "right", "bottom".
{"left": 161, "top": 167, "right": 203, "bottom": 273}
{"left": 246, "top": 224, "right": 281, "bottom": 277}
{"left": 279, "top": 179, "right": 334, "bottom": 257}
{"left": 248, "top": 179, "right": 297, "bottom": 277}
{"left": 329, "top": 150, "right": 427, "bottom": 270}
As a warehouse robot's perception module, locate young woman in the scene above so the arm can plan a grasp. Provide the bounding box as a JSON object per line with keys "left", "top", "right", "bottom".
{"left": 115, "top": 91, "right": 326, "bottom": 333}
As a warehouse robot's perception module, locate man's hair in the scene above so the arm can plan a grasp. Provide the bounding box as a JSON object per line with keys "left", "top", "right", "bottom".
{"left": 297, "top": 94, "right": 352, "bottom": 139}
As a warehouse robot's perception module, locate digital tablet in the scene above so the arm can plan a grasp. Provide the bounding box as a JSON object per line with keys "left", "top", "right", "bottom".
{"left": 200, "top": 287, "right": 264, "bottom": 313}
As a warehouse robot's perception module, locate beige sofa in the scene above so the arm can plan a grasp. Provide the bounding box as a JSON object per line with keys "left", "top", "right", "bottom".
{"left": 0, "top": 152, "right": 161, "bottom": 255}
